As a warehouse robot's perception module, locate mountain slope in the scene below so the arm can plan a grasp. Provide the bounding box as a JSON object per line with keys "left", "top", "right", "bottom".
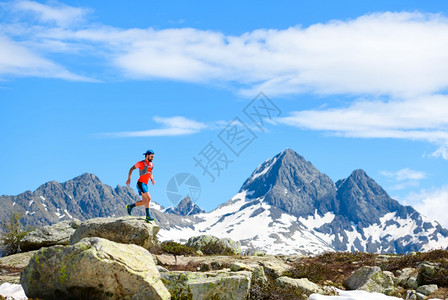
{"left": 240, "top": 148, "right": 337, "bottom": 217}
{"left": 0, "top": 173, "right": 151, "bottom": 228}
{"left": 158, "top": 149, "right": 448, "bottom": 254}
{"left": 164, "top": 196, "right": 205, "bottom": 216}
{"left": 3, "top": 149, "right": 447, "bottom": 255}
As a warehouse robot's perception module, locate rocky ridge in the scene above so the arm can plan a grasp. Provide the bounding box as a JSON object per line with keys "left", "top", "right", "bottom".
{"left": 2, "top": 148, "right": 448, "bottom": 256}
{"left": 1, "top": 218, "right": 448, "bottom": 299}
{"left": 164, "top": 196, "right": 205, "bottom": 216}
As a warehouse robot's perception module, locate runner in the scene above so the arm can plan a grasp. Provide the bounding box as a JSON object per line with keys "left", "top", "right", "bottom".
{"left": 125, "top": 149, "right": 155, "bottom": 222}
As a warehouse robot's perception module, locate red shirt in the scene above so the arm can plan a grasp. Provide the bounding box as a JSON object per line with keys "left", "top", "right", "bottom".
{"left": 135, "top": 160, "right": 153, "bottom": 184}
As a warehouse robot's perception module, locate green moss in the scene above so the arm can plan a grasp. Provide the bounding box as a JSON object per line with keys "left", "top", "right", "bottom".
{"left": 58, "top": 260, "right": 68, "bottom": 284}
{"left": 201, "top": 240, "right": 235, "bottom": 256}
{"left": 160, "top": 241, "right": 196, "bottom": 256}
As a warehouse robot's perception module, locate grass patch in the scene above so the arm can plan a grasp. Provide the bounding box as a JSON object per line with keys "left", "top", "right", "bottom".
{"left": 249, "top": 277, "right": 306, "bottom": 300}
{"left": 288, "top": 250, "right": 448, "bottom": 288}
{"left": 150, "top": 241, "right": 196, "bottom": 256}
{"left": 287, "top": 251, "right": 376, "bottom": 286}
{"left": 200, "top": 240, "right": 236, "bottom": 256}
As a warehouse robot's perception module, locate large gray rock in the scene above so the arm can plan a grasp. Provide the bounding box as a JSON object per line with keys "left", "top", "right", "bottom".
{"left": 69, "top": 216, "right": 159, "bottom": 249}
{"left": 259, "top": 259, "right": 291, "bottom": 278}
{"left": 161, "top": 270, "right": 252, "bottom": 300}
{"left": 396, "top": 267, "right": 418, "bottom": 287}
{"left": 344, "top": 266, "right": 395, "bottom": 294}
{"left": 186, "top": 235, "right": 241, "bottom": 255}
{"left": 275, "top": 276, "right": 323, "bottom": 299}
{"left": 0, "top": 251, "right": 37, "bottom": 284}
{"left": 417, "top": 262, "right": 442, "bottom": 286}
{"left": 19, "top": 219, "right": 81, "bottom": 252}
{"left": 20, "top": 237, "right": 170, "bottom": 299}
{"left": 416, "top": 284, "right": 438, "bottom": 296}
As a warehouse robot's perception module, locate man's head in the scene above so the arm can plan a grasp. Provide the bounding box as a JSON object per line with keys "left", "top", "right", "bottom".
{"left": 143, "top": 149, "right": 155, "bottom": 161}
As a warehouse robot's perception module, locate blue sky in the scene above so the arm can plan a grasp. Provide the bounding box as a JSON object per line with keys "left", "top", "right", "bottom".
{"left": 1, "top": 0, "right": 448, "bottom": 227}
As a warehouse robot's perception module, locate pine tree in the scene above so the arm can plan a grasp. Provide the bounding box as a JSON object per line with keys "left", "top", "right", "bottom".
{"left": 0, "top": 208, "right": 31, "bottom": 256}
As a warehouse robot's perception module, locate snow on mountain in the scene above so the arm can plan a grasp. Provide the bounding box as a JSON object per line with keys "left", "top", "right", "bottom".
{"left": 158, "top": 191, "right": 334, "bottom": 255}
{"left": 157, "top": 149, "right": 448, "bottom": 255}
{"left": 2, "top": 149, "right": 447, "bottom": 255}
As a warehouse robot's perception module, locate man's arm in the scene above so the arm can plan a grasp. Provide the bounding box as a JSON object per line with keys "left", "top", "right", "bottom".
{"left": 126, "top": 165, "right": 136, "bottom": 186}
{"left": 150, "top": 172, "right": 155, "bottom": 185}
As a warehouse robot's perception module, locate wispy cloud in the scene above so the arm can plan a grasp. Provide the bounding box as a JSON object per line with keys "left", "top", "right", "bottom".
{"left": 2, "top": 1, "right": 448, "bottom": 151}
{"left": 276, "top": 95, "right": 448, "bottom": 156}
{"left": 100, "top": 116, "right": 208, "bottom": 138}
{"left": 381, "top": 168, "right": 426, "bottom": 181}
{"left": 0, "top": 35, "right": 93, "bottom": 81}
{"left": 2, "top": 2, "right": 448, "bottom": 97}
{"left": 380, "top": 168, "right": 426, "bottom": 190}
{"left": 403, "top": 186, "right": 448, "bottom": 228}
{"left": 9, "top": 0, "right": 90, "bottom": 27}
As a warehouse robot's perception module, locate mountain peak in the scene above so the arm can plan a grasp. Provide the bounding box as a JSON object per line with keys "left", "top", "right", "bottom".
{"left": 336, "top": 169, "right": 407, "bottom": 226}
{"left": 164, "top": 196, "right": 205, "bottom": 216}
{"left": 73, "top": 173, "right": 101, "bottom": 183}
{"left": 350, "top": 169, "right": 369, "bottom": 179}
{"left": 239, "top": 148, "right": 337, "bottom": 217}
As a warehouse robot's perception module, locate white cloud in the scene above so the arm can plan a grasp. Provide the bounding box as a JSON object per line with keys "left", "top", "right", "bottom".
{"left": 102, "top": 116, "right": 208, "bottom": 138}
{"left": 112, "top": 12, "right": 448, "bottom": 97}
{"left": 431, "top": 146, "right": 448, "bottom": 160}
{"left": 380, "top": 168, "right": 426, "bottom": 190}
{"left": 276, "top": 94, "right": 448, "bottom": 151}
{"left": 405, "top": 186, "right": 448, "bottom": 228}
{"left": 3, "top": 4, "right": 448, "bottom": 98}
{"left": 381, "top": 168, "right": 426, "bottom": 181}
{"left": 2, "top": 2, "right": 448, "bottom": 149}
{"left": 0, "top": 35, "right": 92, "bottom": 81}
{"left": 11, "top": 0, "right": 89, "bottom": 27}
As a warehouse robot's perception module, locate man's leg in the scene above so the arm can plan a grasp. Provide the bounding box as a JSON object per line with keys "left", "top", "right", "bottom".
{"left": 142, "top": 192, "right": 154, "bottom": 222}
{"left": 142, "top": 192, "right": 151, "bottom": 208}
{"left": 127, "top": 182, "right": 146, "bottom": 215}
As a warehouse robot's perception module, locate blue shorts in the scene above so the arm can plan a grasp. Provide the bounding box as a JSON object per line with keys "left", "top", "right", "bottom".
{"left": 136, "top": 181, "right": 149, "bottom": 195}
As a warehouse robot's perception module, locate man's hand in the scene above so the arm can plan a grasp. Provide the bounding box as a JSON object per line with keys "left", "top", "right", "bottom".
{"left": 151, "top": 179, "right": 155, "bottom": 185}
{"left": 126, "top": 179, "right": 131, "bottom": 186}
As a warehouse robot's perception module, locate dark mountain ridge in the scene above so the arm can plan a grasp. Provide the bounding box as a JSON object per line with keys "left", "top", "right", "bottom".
{"left": 2, "top": 149, "right": 447, "bottom": 255}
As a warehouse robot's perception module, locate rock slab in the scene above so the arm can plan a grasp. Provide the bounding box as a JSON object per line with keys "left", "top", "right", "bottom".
{"left": 161, "top": 270, "right": 252, "bottom": 300}
{"left": 20, "top": 237, "right": 170, "bottom": 299}
{"left": 344, "top": 266, "right": 395, "bottom": 294}
{"left": 186, "top": 235, "right": 242, "bottom": 255}
{"left": 69, "top": 216, "right": 159, "bottom": 249}
{"left": 19, "top": 219, "right": 81, "bottom": 252}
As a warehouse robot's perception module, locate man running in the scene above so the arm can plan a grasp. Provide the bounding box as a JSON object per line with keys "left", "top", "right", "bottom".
{"left": 126, "top": 149, "right": 155, "bottom": 222}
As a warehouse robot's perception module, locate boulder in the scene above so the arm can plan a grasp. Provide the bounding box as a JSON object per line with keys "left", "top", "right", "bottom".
{"left": 161, "top": 270, "right": 252, "bottom": 300}
{"left": 275, "top": 276, "right": 323, "bottom": 299}
{"left": 186, "top": 235, "right": 220, "bottom": 248}
{"left": 69, "top": 216, "right": 159, "bottom": 249}
{"left": 344, "top": 266, "right": 395, "bottom": 294}
{"left": 230, "top": 262, "right": 251, "bottom": 272}
{"left": 416, "top": 284, "right": 438, "bottom": 296}
{"left": 220, "top": 238, "right": 242, "bottom": 255}
{"left": 406, "top": 276, "right": 419, "bottom": 290}
{"left": 252, "top": 266, "right": 268, "bottom": 286}
{"left": 259, "top": 259, "right": 290, "bottom": 278}
{"left": 19, "top": 219, "right": 81, "bottom": 252}
{"left": 155, "top": 254, "right": 190, "bottom": 267}
{"left": 396, "top": 267, "right": 418, "bottom": 287}
{"left": 417, "top": 262, "right": 443, "bottom": 286}
{"left": 20, "top": 237, "right": 170, "bottom": 299}
{"left": 0, "top": 251, "right": 37, "bottom": 269}
{"left": 0, "top": 251, "right": 37, "bottom": 284}
{"left": 186, "top": 235, "right": 241, "bottom": 255}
